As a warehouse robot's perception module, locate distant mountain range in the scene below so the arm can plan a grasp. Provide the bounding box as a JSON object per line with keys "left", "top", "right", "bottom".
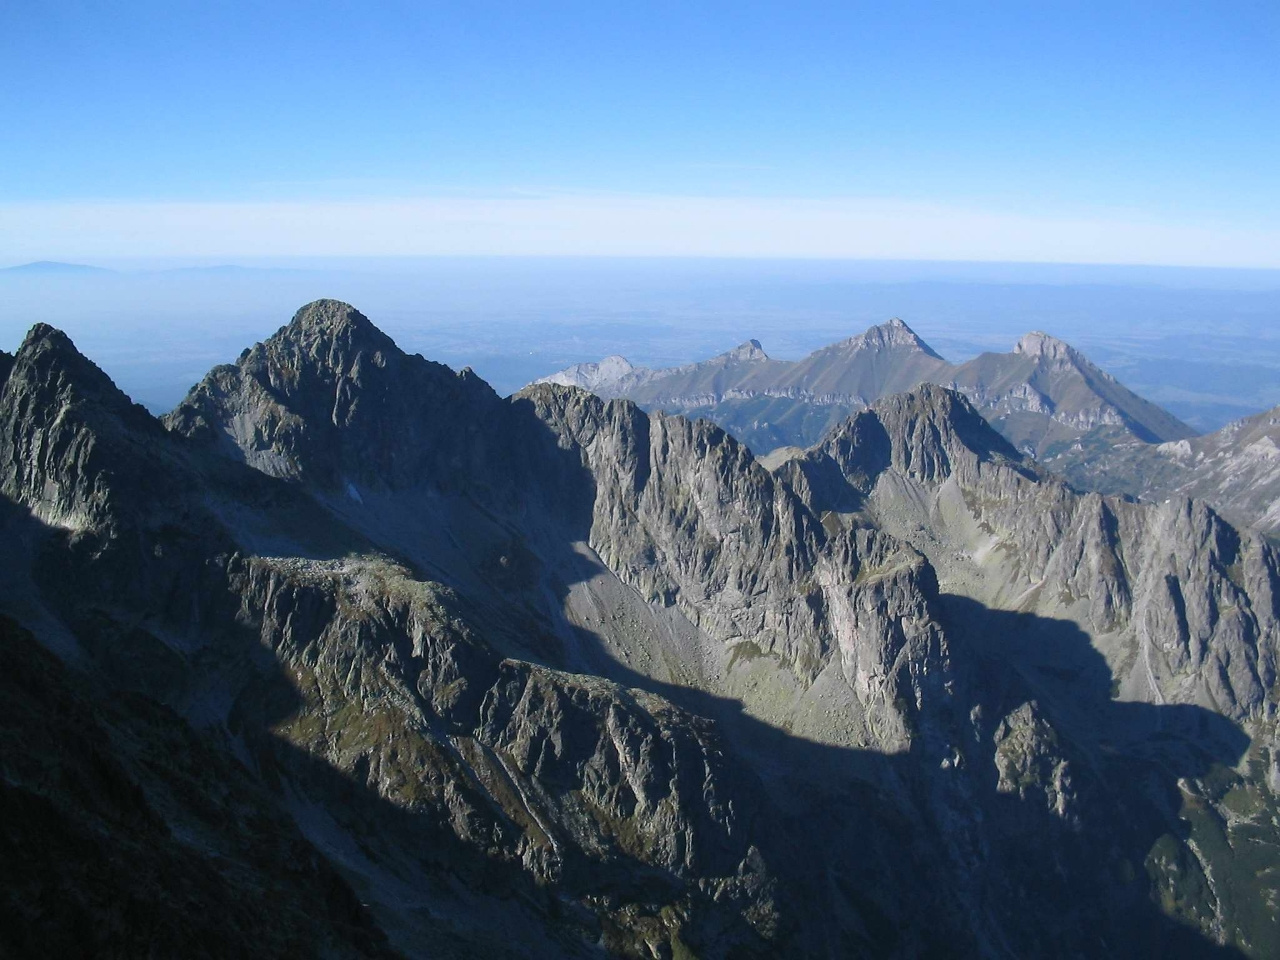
{"left": 539, "top": 317, "right": 1197, "bottom": 486}
{"left": 539, "top": 320, "right": 1280, "bottom": 538}
{"left": 0, "top": 260, "right": 113, "bottom": 274}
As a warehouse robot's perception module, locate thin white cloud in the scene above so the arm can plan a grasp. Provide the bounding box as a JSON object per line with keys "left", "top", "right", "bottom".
{"left": 2, "top": 194, "right": 1277, "bottom": 268}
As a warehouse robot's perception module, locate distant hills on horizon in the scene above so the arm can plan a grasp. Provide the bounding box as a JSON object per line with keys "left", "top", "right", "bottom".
{"left": 5, "top": 257, "right": 1279, "bottom": 439}
{"left": 0, "top": 260, "right": 294, "bottom": 276}
{"left": 1, "top": 260, "right": 115, "bottom": 275}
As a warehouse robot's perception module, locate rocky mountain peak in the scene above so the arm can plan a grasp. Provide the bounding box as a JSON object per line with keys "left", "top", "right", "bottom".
{"left": 724, "top": 338, "right": 768, "bottom": 362}
{"left": 1, "top": 323, "right": 175, "bottom": 532}
{"left": 272, "top": 299, "right": 396, "bottom": 362}
{"left": 167, "top": 303, "right": 499, "bottom": 491}
{"left": 20, "top": 322, "right": 94, "bottom": 368}
{"left": 10, "top": 323, "right": 148, "bottom": 421}
{"left": 809, "top": 383, "right": 1030, "bottom": 493}
{"left": 537, "top": 354, "right": 639, "bottom": 392}
{"left": 872, "top": 383, "right": 1025, "bottom": 463}
{"left": 288, "top": 298, "right": 376, "bottom": 334}
{"left": 1014, "top": 330, "right": 1077, "bottom": 363}
{"left": 833, "top": 316, "right": 945, "bottom": 361}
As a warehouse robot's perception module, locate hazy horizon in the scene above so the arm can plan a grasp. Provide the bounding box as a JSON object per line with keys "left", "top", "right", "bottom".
{"left": 4, "top": 255, "right": 1279, "bottom": 436}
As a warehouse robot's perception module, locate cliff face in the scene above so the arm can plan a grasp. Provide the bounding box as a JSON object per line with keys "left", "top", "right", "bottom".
{"left": 4, "top": 301, "right": 1279, "bottom": 957}
{"left": 785, "top": 384, "right": 1280, "bottom": 725}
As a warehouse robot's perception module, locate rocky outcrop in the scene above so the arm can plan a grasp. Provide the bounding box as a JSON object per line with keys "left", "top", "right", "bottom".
{"left": 992, "top": 701, "right": 1079, "bottom": 825}
{"left": 225, "top": 553, "right": 777, "bottom": 956}
{"left": 0, "top": 323, "right": 180, "bottom": 532}
{"left": 166, "top": 300, "right": 502, "bottom": 492}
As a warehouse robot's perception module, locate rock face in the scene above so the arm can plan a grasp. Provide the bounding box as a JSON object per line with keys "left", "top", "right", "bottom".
{"left": 784, "top": 384, "right": 1280, "bottom": 724}
{"left": 540, "top": 354, "right": 640, "bottom": 392}
{"left": 1064, "top": 403, "right": 1280, "bottom": 537}
{"left": 167, "top": 299, "right": 502, "bottom": 490}
{"left": 3, "top": 300, "right": 1279, "bottom": 958}
{"left": 535, "top": 318, "right": 1196, "bottom": 484}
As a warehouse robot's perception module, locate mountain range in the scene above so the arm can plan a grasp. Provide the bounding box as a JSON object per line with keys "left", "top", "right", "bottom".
{"left": 539, "top": 317, "right": 1196, "bottom": 490}
{"left": 3, "top": 300, "right": 1279, "bottom": 957}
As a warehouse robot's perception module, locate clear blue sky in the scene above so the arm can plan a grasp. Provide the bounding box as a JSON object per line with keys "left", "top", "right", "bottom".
{"left": 3, "top": 2, "right": 1278, "bottom": 265}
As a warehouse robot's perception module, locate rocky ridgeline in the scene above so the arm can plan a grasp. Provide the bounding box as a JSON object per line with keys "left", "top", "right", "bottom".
{"left": 784, "top": 384, "right": 1280, "bottom": 725}
{"left": 1070, "top": 404, "right": 1280, "bottom": 538}
{"left": 2, "top": 300, "right": 1279, "bottom": 957}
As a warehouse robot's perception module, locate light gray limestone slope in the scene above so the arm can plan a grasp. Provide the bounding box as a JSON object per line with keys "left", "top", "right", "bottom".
{"left": 1066, "top": 403, "right": 1280, "bottom": 537}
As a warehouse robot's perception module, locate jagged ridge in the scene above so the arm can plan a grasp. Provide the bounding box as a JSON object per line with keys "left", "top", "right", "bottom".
{"left": 2, "top": 302, "right": 1278, "bottom": 957}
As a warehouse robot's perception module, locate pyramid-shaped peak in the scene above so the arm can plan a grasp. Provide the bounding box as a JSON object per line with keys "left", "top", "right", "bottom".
{"left": 266, "top": 300, "right": 400, "bottom": 365}
{"left": 17, "top": 323, "right": 113, "bottom": 388}
{"left": 20, "top": 322, "right": 79, "bottom": 354}
{"left": 841, "top": 383, "right": 1029, "bottom": 479}
{"left": 843, "top": 317, "right": 943, "bottom": 358}
{"left": 10, "top": 322, "right": 155, "bottom": 428}
{"left": 872, "top": 382, "right": 991, "bottom": 425}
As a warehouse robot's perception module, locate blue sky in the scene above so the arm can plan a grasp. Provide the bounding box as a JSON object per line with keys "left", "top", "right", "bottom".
{"left": 3, "top": 2, "right": 1278, "bottom": 265}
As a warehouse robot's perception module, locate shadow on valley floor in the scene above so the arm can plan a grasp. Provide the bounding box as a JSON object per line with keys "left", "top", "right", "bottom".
{"left": 547, "top": 586, "right": 1253, "bottom": 958}
{"left": 453, "top": 395, "right": 1260, "bottom": 957}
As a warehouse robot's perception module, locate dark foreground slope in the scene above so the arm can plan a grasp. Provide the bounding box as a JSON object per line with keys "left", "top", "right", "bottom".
{"left": 1, "top": 301, "right": 1275, "bottom": 958}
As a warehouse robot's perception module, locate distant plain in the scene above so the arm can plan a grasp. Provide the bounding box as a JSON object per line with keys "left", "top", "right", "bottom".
{"left": 3, "top": 257, "right": 1278, "bottom": 433}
